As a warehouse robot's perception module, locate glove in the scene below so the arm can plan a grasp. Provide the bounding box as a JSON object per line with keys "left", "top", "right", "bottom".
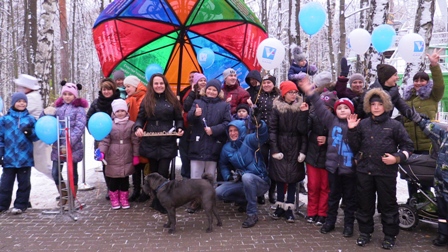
{"left": 292, "top": 72, "right": 307, "bottom": 80}
{"left": 94, "top": 148, "right": 104, "bottom": 161}
{"left": 44, "top": 106, "right": 56, "bottom": 116}
{"left": 272, "top": 153, "right": 284, "bottom": 160}
{"left": 22, "top": 127, "right": 33, "bottom": 137}
{"left": 133, "top": 156, "right": 140, "bottom": 166}
{"left": 298, "top": 153, "right": 306, "bottom": 163}
{"left": 340, "top": 57, "right": 350, "bottom": 77}
{"left": 309, "top": 65, "right": 318, "bottom": 73}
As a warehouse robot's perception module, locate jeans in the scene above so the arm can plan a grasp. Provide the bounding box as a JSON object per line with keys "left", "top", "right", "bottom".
{"left": 216, "top": 173, "right": 270, "bottom": 215}
{"left": 52, "top": 161, "right": 79, "bottom": 186}
{"left": 190, "top": 160, "right": 217, "bottom": 179}
{"left": 0, "top": 167, "right": 31, "bottom": 211}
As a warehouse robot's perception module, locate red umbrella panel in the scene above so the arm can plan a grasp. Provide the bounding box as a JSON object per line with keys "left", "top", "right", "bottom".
{"left": 93, "top": 0, "right": 268, "bottom": 93}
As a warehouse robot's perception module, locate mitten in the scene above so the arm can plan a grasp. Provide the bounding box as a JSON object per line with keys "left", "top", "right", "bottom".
{"left": 340, "top": 57, "right": 350, "bottom": 77}
{"left": 293, "top": 72, "right": 307, "bottom": 80}
{"left": 94, "top": 148, "right": 104, "bottom": 161}
{"left": 133, "top": 156, "right": 140, "bottom": 166}
{"left": 22, "top": 127, "right": 33, "bottom": 137}
{"left": 44, "top": 106, "right": 56, "bottom": 116}
{"left": 309, "top": 65, "right": 318, "bottom": 73}
{"left": 272, "top": 153, "right": 284, "bottom": 160}
{"left": 298, "top": 153, "right": 306, "bottom": 163}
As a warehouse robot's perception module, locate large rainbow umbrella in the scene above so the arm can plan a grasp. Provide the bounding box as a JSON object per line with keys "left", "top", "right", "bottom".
{"left": 93, "top": 0, "right": 268, "bottom": 93}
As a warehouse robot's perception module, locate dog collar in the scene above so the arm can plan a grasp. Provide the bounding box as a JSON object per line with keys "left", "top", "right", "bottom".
{"left": 155, "top": 180, "right": 169, "bottom": 193}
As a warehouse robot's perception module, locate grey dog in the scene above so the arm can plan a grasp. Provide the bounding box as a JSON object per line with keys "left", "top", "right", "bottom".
{"left": 143, "top": 172, "right": 222, "bottom": 234}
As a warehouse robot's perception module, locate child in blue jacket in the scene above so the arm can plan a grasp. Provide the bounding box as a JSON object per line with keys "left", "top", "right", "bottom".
{"left": 0, "top": 92, "right": 39, "bottom": 214}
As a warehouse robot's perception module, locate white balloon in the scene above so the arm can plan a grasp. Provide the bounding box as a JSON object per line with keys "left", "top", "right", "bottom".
{"left": 256, "top": 38, "right": 285, "bottom": 70}
{"left": 397, "top": 33, "right": 426, "bottom": 63}
{"left": 348, "top": 28, "right": 371, "bottom": 55}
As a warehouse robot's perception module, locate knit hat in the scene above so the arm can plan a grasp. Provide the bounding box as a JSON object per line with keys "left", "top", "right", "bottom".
{"left": 377, "top": 64, "right": 397, "bottom": 84}
{"left": 112, "top": 70, "right": 125, "bottom": 81}
{"left": 262, "top": 75, "right": 276, "bottom": 86}
{"left": 123, "top": 75, "right": 141, "bottom": 88}
{"left": 11, "top": 92, "right": 28, "bottom": 106}
{"left": 222, "top": 68, "right": 236, "bottom": 80}
{"left": 111, "top": 99, "right": 128, "bottom": 113}
{"left": 14, "top": 74, "right": 40, "bottom": 90}
{"left": 61, "top": 82, "right": 79, "bottom": 98}
{"left": 280, "top": 81, "right": 298, "bottom": 97}
{"left": 349, "top": 73, "right": 366, "bottom": 87}
{"left": 292, "top": 46, "right": 306, "bottom": 62}
{"left": 192, "top": 73, "right": 206, "bottom": 85}
{"left": 334, "top": 98, "right": 354, "bottom": 113}
{"left": 236, "top": 103, "right": 250, "bottom": 114}
{"left": 313, "top": 71, "right": 332, "bottom": 88}
{"left": 320, "top": 90, "right": 338, "bottom": 110}
{"left": 206, "top": 79, "right": 222, "bottom": 93}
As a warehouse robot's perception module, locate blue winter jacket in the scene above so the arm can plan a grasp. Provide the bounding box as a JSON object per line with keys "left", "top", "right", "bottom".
{"left": 219, "top": 120, "right": 269, "bottom": 183}
{"left": 0, "top": 108, "right": 38, "bottom": 168}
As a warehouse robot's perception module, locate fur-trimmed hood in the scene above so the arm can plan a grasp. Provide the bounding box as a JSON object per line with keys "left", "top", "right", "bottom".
{"left": 402, "top": 79, "right": 433, "bottom": 101}
{"left": 363, "top": 88, "right": 393, "bottom": 113}
{"left": 55, "top": 97, "right": 89, "bottom": 108}
{"left": 273, "top": 96, "right": 303, "bottom": 114}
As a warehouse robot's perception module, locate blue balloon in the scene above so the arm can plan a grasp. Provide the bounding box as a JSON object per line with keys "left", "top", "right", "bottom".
{"left": 299, "top": 2, "right": 327, "bottom": 36}
{"left": 36, "top": 116, "right": 58, "bottom": 144}
{"left": 371, "top": 24, "right": 396, "bottom": 53}
{"left": 145, "top": 63, "right": 164, "bottom": 82}
{"left": 88, "top": 112, "right": 112, "bottom": 141}
{"left": 197, "top": 48, "right": 215, "bottom": 69}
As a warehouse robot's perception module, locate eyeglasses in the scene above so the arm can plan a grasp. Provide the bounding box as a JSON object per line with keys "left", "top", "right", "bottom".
{"left": 287, "top": 91, "right": 299, "bottom": 95}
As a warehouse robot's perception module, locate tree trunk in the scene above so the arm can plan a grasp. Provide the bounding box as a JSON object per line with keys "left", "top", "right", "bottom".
{"left": 10, "top": 1, "right": 18, "bottom": 78}
{"left": 35, "top": 0, "right": 57, "bottom": 106}
{"left": 402, "top": 0, "right": 435, "bottom": 86}
{"left": 338, "top": 0, "right": 347, "bottom": 77}
{"left": 59, "top": 0, "right": 70, "bottom": 80}
{"left": 356, "top": 0, "right": 370, "bottom": 74}
{"left": 364, "top": 0, "right": 389, "bottom": 85}
{"left": 326, "top": 0, "right": 335, "bottom": 77}
{"left": 295, "top": 0, "right": 301, "bottom": 47}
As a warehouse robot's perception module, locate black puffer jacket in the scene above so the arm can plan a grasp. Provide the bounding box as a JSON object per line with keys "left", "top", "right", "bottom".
{"left": 134, "top": 94, "right": 183, "bottom": 160}
{"left": 187, "top": 96, "right": 231, "bottom": 161}
{"left": 245, "top": 70, "right": 262, "bottom": 103}
{"left": 269, "top": 97, "right": 308, "bottom": 183}
{"left": 305, "top": 112, "right": 328, "bottom": 168}
{"left": 256, "top": 89, "right": 280, "bottom": 127}
{"left": 348, "top": 88, "right": 414, "bottom": 176}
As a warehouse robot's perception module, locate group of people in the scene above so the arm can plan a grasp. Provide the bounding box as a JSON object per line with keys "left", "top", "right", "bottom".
{"left": 0, "top": 46, "right": 447, "bottom": 250}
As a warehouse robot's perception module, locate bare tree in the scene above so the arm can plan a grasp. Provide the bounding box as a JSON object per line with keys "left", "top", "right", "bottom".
{"left": 402, "top": 0, "right": 435, "bottom": 86}
{"left": 338, "top": 0, "right": 347, "bottom": 77}
{"left": 326, "top": 0, "right": 336, "bottom": 76}
{"left": 58, "top": 0, "right": 70, "bottom": 80}
{"left": 35, "top": 0, "right": 57, "bottom": 106}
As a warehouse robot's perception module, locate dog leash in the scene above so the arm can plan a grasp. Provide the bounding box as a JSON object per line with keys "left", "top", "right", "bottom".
{"left": 155, "top": 180, "right": 170, "bottom": 193}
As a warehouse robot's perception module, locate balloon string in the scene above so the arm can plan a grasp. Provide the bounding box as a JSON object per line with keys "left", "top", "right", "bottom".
{"left": 307, "top": 36, "right": 312, "bottom": 75}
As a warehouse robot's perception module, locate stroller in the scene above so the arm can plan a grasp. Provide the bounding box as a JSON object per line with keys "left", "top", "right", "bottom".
{"left": 398, "top": 154, "right": 438, "bottom": 230}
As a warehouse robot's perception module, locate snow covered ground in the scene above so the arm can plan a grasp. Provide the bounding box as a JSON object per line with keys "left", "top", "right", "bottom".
{"left": 1, "top": 129, "right": 410, "bottom": 210}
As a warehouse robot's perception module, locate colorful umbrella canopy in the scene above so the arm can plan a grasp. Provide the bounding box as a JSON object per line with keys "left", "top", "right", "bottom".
{"left": 93, "top": 0, "right": 268, "bottom": 93}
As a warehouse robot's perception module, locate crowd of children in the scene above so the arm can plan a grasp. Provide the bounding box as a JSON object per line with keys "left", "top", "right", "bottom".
{"left": 1, "top": 47, "right": 447, "bottom": 250}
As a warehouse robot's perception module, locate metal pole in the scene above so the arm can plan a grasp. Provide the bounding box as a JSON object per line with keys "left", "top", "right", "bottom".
{"left": 78, "top": 129, "right": 95, "bottom": 191}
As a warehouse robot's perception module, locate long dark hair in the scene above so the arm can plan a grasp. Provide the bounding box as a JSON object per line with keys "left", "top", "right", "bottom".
{"left": 142, "top": 73, "right": 181, "bottom": 116}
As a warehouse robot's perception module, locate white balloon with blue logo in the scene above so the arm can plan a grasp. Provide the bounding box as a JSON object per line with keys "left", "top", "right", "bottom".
{"left": 397, "top": 33, "right": 426, "bottom": 63}
{"left": 256, "top": 38, "right": 285, "bottom": 70}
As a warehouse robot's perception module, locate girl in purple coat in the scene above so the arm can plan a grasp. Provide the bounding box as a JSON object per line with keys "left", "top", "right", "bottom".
{"left": 98, "top": 99, "right": 139, "bottom": 210}
{"left": 43, "top": 81, "right": 88, "bottom": 206}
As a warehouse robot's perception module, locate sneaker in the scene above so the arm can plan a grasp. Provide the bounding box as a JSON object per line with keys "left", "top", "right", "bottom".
{"left": 11, "top": 208, "right": 23, "bottom": 215}
{"left": 242, "top": 214, "right": 258, "bottom": 228}
{"left": 381, "top": 236, "right": 396, "bottom": 250}
{"left": 356, "top": 233, "right": 371, "bottom": 246}
{"left": 343, "top": 225, "right": 354, "bottom": 237}
{"left": 320, "top": 223, "right": 335, "bottom": 234}
{"left": 306, "top": 215, "right": 317, "bottom": 223}
{"left": 284, "top": 207, "right": 295, "bottom": 223}
{"left": 315, "top": 216, "right": 326, "bottom": 226}
{"left": 272, "top": 205, "right": 285, "bottom": 220}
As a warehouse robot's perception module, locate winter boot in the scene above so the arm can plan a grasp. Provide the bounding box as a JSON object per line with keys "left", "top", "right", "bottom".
{"left": 271, "top": 202, "right": 285, "bottom": 220}
{"left": 284, "top": 203, "right": 295, "bottom": 223}
{"left": 268, "top": 181, "right": 276, "bottom": 204}
{"left": 109, "top": 191, "right": 121, "bottom": 210}
{"left": 128, "top": 187, "right": 141, "bottom": 202}
{"left": 119, "top": 191, "right": 130, "bottom": 209}
{"left": 433, "top": 234, "right": 448, "bottom": 246}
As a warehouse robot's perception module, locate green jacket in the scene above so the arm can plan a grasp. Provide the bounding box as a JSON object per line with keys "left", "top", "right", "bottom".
{"left": 403, "top": 64, "right": 445, "bottom": 151}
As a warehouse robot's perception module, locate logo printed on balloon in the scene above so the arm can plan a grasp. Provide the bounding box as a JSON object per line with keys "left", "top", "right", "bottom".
{"left": 262, "top": 46, "right": 276, "bottom": 60}
{"left": 197, "top": 47, "right": 215, "bottom": 69}
{"left": 414, "top": 41, "right": 424, "bottom": 52}
{"left": 397, "top": 33, "right": 426, "bottom": 63}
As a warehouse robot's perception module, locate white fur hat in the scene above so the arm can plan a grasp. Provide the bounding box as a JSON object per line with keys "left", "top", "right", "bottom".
{"left": 14, "top": 74, "right": 40, "bottom": 90}
{"left": 124, "top": 75, "right": 141, "bottom": 88}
